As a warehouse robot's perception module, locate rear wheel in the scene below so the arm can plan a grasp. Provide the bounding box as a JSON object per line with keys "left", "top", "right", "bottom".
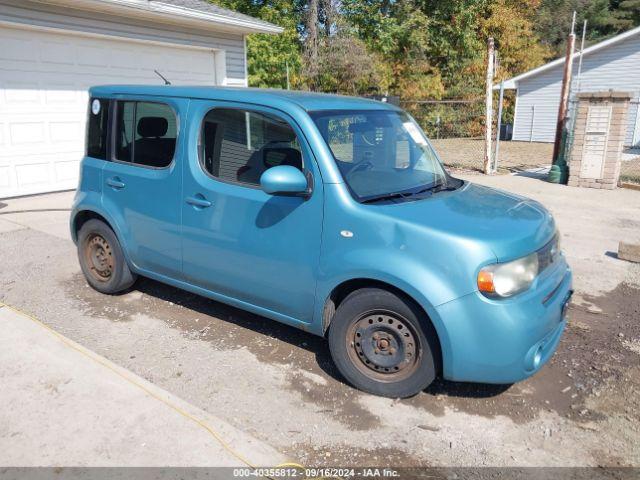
{"left": 328, "top": 288, "right": 438, "bottom": 398}
{"left": 77, "top": 219, "right": 136, "bottom": 294}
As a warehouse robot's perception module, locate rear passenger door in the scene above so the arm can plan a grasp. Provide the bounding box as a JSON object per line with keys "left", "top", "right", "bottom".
{"left": 102, "top": 97, "right": 187, "bottom": 279}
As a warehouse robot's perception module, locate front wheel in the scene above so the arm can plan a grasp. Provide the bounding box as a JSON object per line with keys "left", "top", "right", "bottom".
{"left": 328, "top": 288, "right": 439, "bottom": 398}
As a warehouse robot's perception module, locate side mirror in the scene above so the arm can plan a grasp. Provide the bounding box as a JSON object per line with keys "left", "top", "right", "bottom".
{"left": 260, "top": 166, "right": 310, "bottom": 196}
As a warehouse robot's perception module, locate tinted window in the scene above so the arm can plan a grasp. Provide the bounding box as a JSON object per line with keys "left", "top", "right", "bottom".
{"left": 115, "top": 101, "right": 135, "bottom": 162}
{"left": 86, "top": 98, "right": 110, "bottom": 159}
{"left": 311, "top": 110, "right": 446, "bottom": 201}
{"left": 200, "top": 109, "right": 302, "bottom": 186}
{"left": 114, "top": 101, "right": 176, "bottom": 168}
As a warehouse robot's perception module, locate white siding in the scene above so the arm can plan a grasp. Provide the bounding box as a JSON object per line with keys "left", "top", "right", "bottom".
{"left": 512, "top": 68, "right": 563, "bottom": 142}
{"left": 513, "top": 32, "right": 640, "bottom": 146}
{"left": 0, "top": 24, "right": 220, "bottom": 198}
{"left": 0, "top": 0, "right": 247, "bottom": 85}
{"left": 0, "top": 0, "right": 254, "bottom": 197}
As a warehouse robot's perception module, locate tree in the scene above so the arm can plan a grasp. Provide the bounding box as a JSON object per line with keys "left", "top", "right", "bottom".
{"left": 211, "top": 0, "right": 304, "bottom": 88}
{"left": 342, "top": 0, "right": 444, "bottom": 99}
{"left": 611, "top": 0, "right": 640, "bottom": 30}
{"left": 300, "top": 0, "right": 387, "bottom": 93}
{"left": 210, "top": 0, "right": 605, "bottom": 101}
{"left": 535, "top": 0, "right": 640, "bottom": 56}
{"left": 481, "top": 0, "right": 551, "bottom": 83}
{"left": 306, "top": 30, "right": 385, "bottom": 94}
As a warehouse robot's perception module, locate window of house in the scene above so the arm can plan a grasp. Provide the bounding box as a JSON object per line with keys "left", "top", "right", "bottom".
{"left": 114, "top": 101, "right": 177, "bottom": 168}
{"left": 86, "top": 98, "right": 110, "bottom": 160}
{"left": 199, "top": 108, "right": 303, "bottom": 186}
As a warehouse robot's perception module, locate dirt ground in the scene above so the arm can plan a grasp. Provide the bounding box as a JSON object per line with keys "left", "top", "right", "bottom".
{"left": 0, "top": 175, "right": 639, "bottom": 468}
{"left": 432, "top": 139, "right": 640, "bottom": 184}
{"left": 431, "top": 138, "right": 554, "bottom": 172}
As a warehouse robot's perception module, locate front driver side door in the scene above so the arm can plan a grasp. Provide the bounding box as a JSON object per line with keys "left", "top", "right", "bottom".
{"left": 181, "top": 101, "right": 323, "bottom": 325}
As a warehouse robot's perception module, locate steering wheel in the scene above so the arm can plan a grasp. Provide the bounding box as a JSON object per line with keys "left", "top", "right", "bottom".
{"left": 360, "top": 130, "right": 379, "bottom": 146}
{"left": 345, "top": 159, "right": 374, "bottom": 179}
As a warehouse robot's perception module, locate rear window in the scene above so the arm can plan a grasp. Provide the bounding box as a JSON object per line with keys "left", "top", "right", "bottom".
{"left": 86, "top": 98, "right": 110, "bottom": 160}
{"left": 114, "top": 101, "right": 177, "bottom": 168}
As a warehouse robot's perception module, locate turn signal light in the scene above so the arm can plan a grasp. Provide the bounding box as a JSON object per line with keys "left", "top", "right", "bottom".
{"left": 477, "top": 270, "right": 495, "bottom": 294}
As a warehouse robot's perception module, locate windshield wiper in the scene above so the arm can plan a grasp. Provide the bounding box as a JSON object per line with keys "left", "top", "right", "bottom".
{"left": 361, "top": 182, "right": 442, "bottom": 204}
{"left": 431, "top": 177, "right": 464, "bottom": 193}
{"left": 361, "top": 192, "right": 410, "bottom": 204}
{"left": 361, "top": 178, "right": 461, "bottom": 204}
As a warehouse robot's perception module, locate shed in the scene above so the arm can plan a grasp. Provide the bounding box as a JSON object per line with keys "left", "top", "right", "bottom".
{"left": 497, "top": 25, "right": 640, "bottom": 147}
{"left": 0, "top": 0, "right": 281, "bottom": 198}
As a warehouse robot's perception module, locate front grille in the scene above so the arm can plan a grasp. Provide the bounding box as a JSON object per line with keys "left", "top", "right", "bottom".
{"left": 537, "top": 235, "right": 560, "bottom": 273}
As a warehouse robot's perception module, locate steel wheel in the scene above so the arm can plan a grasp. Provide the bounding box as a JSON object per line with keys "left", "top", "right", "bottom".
{"left": 346, "top": 310, "right": 421, "bottom": 382}
{"left": 83, "top": 233, "right": 114, "bottom": 282}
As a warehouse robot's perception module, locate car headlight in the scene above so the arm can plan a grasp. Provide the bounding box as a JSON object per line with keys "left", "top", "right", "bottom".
{"left": 477, "top": 252, "right": 539, "bottom": 298}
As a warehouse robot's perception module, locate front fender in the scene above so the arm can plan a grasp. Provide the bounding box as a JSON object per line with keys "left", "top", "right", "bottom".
{"left": 314, "top": 253, "right": 454, "bottom": 367}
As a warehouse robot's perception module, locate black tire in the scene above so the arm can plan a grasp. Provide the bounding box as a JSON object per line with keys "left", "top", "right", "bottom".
{"left": 328, "top": 288, "right": 439, "bottom": 398}
{"left": 77, "top": 219, "right": 136, "bottom": 294}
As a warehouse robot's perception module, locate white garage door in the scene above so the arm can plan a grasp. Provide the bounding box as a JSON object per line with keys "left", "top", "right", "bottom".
{"left": 0, "top": 24, "right": 218, "bottom": 198}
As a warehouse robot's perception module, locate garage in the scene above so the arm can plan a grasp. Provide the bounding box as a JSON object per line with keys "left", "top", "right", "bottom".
{"left": 0, "top": 0, "right": 282, "bottom": 199}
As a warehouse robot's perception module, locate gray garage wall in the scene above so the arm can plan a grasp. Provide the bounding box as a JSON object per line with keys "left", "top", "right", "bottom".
{"left": 0, "top": 0, "right": 247, "bottom": 85}
{"left": 512, "top": 31, "right": 640, "bottom": 146}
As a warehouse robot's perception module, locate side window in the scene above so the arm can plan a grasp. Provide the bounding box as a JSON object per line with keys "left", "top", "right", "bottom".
{"left": 200, "top": 108, "right": 303, "bottom": 186}
{"left": 114, "top": 101, "right": 177, "bottom": 168}
{"left": 115, "top": 101, "right": 135, "bottom": 162}
{"left": 86, "top": 98, "right": 110, "bottom": 159}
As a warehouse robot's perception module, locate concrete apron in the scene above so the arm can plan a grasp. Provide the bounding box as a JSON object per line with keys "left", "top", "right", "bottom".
{"left": 0, "top": 303, "right": 288, "bottom": 467}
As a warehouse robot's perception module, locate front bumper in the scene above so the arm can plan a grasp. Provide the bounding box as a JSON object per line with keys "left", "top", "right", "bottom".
{"left": 435, "top": 258, "right": 572, "bottom": 384}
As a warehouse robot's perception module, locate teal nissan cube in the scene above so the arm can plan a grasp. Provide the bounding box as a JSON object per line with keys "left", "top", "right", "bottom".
{"left": 71, "top": 86, "right": 573, "bottom": 398}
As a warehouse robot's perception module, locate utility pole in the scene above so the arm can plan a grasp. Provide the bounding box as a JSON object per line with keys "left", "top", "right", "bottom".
{"left": 483, "top": 37, "right": 495, "bottom": 175}
{"left": 575, "top": 20, "right": 588, "bottom": 94}
{"left": 551, "top": 14, "right": 576, "bottom": 165}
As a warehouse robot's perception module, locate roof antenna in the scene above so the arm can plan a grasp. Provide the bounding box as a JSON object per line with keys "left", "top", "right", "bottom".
{"left": 154, "top": 70, "right": 171, "bottom": 85}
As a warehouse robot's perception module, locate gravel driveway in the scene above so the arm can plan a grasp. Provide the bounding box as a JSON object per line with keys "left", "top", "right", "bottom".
{"left": 0, "top": 175, "right": 639, "bottom": 468}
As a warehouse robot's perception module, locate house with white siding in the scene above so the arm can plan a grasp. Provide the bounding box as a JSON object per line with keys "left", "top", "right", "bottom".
{"left": 0, "top": 0, "right": 282, "bottom": 198}
{"left": 498, "top": 25, "right": 640, "bottom": 147}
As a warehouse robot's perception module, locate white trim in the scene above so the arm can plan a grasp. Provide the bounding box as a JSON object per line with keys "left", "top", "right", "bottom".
{"left": 153, "top": 2, "right": 282, "bottom": 34}
{"left": 512, "top": 87, "right": 519, "bottom": 135}
{"left": 530, "top": 105, "right": 536, "bottom": 142}
{"left": 495, "top": 25, "right": 640, "bottom": 90}
{"left": 32, "top": 0, "right": 283, "bottom": 34}
{"left": 214, "top": 50, "right": 228, "bottom": 86}
{"left": 243, "top": 34, "right": 249, "bottom": 87}
{"left": 0, "top": 18, "right": 219, "bottom": 52}
{"left": 633, "top": 102, "right": 640, "bottom": 146}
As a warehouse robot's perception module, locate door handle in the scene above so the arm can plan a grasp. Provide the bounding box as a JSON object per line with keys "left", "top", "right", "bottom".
{"left": 106, "top": 177, "right": 126, "bottom": 190}
{"left": 186, "top": 195, "right": 212, "bottom": 208}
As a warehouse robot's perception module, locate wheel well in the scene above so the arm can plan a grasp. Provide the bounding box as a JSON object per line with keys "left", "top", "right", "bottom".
{"left": 72, "top": 210, "right": 110, "bottom": 241}
{"left": 322, "top": 278, "right": 442, "bottom": 372}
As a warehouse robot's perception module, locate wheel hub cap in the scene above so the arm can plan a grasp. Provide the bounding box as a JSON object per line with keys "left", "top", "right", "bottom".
{"left": 85, "top": 234, "right": 114, "bottom": 281}
{"left": 350, "top": 313, "right": 418, "bottom": 376}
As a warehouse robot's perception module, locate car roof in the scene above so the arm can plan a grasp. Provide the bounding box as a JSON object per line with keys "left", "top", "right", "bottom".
{"left": 89, "top": 85, "right": 401, "bottom": 112}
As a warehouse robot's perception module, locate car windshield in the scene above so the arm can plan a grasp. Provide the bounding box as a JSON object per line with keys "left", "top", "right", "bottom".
{"left": 310, "top": 109, "right": 448, "bottom": 202}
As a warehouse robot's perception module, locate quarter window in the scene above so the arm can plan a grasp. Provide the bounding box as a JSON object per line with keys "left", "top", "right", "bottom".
{"left": 114, "top": 101, "right": 177, "bottom": 168}
{"left": 199, "top": 108, "right": 303, "bottom": 186}
{"left": 86, "top": 98, "right": 110, "bottom": 160}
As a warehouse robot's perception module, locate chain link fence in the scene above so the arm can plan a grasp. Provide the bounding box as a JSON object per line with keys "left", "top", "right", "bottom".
{"left": 403, "top": 99, "right": 554, "bottom": 174}
{"left": 402, "top": 100, "right": 487, "bottom": 172}
{"left": 404, "top": 96, "right": 638, "bottom": 182}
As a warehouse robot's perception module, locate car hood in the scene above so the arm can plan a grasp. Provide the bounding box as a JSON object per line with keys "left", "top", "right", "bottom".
{"left": 377, "top": 181, "right": 556, "bottom": 261}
